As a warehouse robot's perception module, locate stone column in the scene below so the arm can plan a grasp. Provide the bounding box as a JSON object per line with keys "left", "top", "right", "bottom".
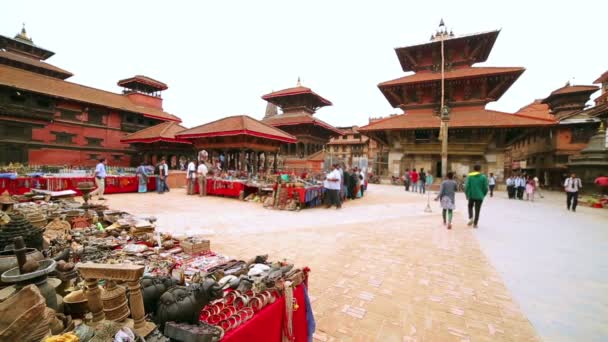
{"left": 273, "top": 152, "right": 278, "bottom": 172}
{"left": 128, "top": 280, "right": 154, "bottom": 336}
{"left": 85, "top": 278, "right": 105, "bottom": 322}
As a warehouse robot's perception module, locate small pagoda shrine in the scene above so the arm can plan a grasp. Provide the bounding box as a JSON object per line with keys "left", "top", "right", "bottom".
{"left": 121, "top": 121, "right": 194, "bottom": 169}
{"left": 176, "top": 115, "right": 297, "bottom": 174}
{"left": 568, "top": 121, "right": 608, "bottom": 188}
{"left": 262, "top": 79, "right": 343, "bottom": 170}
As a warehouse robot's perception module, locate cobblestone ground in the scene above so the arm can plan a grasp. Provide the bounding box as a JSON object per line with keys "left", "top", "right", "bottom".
{"left": 104, "top": 185, "right": 542, "bottom": 341}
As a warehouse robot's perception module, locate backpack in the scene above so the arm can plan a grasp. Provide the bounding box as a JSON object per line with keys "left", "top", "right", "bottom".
{"left": 154, "top": 164, "right": 161, "bottom": 175}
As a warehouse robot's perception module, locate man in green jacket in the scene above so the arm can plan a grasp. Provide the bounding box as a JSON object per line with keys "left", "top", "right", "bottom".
{"left": 465, "top": 164, "right": 488, "bottom": 228}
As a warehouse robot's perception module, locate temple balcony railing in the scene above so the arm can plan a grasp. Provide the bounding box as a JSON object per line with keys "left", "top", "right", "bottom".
{"left": 0, "top": 102, "right": 55, "bottom": 121}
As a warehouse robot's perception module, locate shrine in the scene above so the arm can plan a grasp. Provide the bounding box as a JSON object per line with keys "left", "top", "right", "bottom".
{"left": 359, "top": 25, "right": 555, "bottom": 179}
{"left": 0, "top": 26, "right": 181, "bottom": 167}
{"left": 176, "top": 115, "right": 297, "bottom": 174}
{"left": 261, "top": 79, "right": 343, "bottom": 171}
{"left": 121, "top": 121, "right": 194, "bottom": 169}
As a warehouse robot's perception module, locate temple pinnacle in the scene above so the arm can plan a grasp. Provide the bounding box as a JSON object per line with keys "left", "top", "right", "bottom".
{"left": 297, "top": 77, "right": 302, "bottom": 87}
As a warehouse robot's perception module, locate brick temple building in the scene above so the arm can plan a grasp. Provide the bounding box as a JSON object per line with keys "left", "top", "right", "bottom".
{"left": 262, "top": 79, "right": 343, "bottom": 171}
{"left": 506, "top": 83, "right": 601, "bottom": 187}
{"left": 360, "top": 25, "right": 555, "bottom": 180}
{"left": 0, "top": 26, "right": 181, "bottom": 167}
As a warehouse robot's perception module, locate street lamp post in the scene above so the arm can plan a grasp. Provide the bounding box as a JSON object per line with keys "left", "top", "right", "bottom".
{"left": 435, "top": 19, "right": 451, "bottom": 179}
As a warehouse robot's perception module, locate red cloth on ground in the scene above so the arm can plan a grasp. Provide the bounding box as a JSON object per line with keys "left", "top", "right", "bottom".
{"left": 222, "top": 285, "right": 308, "bottom": 342}
{"left": 0, "top": 176, "right": 156, "bottom": 195}
{"left": 595, "top": 176, "right": 608, "bottom": 187}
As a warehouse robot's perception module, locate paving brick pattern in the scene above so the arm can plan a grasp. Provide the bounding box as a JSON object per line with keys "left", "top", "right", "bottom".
{"left": 103, "top": 185, "right": 540, "bottom": 341}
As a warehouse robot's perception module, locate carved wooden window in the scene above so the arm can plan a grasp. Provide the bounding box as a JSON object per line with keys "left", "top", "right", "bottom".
{"left": 60, "top": 109, "right": 80, "bottom": 121}
{"left": 112, "top": 154, "right": 122, "bottom": 161}
{"left": 86, "top": 137, "right": 103, "bottom": 147}
{"left": 88, "top": 108, "right": 107, "bottom": 125}
{"left": 10, "top": 91, "right": 26, "bottom": 103}
{"left": 414, "top": 130, "right": 431, "bottom": 142}
{"left": 570, "top": 127, "right": 591, "bottom": 143}
{"left": 89, "top": 154, "right": 100, "bottom": 160}
{"left": 53, "top": 132, "right": 75, "bottom": 144}
{"left": 1, "top": 123, "right": 31, "bottom": 140}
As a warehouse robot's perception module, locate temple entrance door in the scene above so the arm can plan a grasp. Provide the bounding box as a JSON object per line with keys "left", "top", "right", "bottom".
{"left": 436, "top": 161, "right": 442, "bottom": 178}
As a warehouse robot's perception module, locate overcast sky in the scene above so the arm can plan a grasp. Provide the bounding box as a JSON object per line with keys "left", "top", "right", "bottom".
{"left": 3, "top": 0, "right": 606, "bottom": 128}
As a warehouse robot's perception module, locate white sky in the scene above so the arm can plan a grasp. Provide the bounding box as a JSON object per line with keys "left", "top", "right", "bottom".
{"left": 3, "top": 0, "right": 607, "bottom": 128}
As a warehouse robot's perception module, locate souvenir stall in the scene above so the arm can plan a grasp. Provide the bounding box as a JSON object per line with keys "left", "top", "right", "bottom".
{"left": 0, "top": 189, "right": 314, "bottom": 342}
{"left": 0, "top": 175, "right": 157, "bottom": 196}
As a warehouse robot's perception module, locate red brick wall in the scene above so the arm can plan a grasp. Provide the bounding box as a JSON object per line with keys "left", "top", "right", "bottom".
{"left": 126, "top": 93, "right": 163, "bottom": 109}
{"left": 28, "top": 148, "right": 131, "bottom": 167}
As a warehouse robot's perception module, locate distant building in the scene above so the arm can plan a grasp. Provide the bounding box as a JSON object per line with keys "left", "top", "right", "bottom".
{"left": 0, "top": 26, "right": 180, "bottom": 166}
{"left": 327, "top": 126, "right": 378, "bottom": 171}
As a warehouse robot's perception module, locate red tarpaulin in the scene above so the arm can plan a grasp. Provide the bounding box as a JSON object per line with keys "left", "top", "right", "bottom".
{"left": 221, "top": 285, "right": 309, "bottom": 342}
{"left": 0, "top": 176, "right": 156, "bottom": 195}
{"left": 194, "top": 179, "right": 258, "bottom": 198}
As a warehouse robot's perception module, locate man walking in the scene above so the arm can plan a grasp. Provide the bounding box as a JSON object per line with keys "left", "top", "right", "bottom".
{"left": 404, "top": 168, "right": 411, "bottom": 191}
{"left": 465, "top": 164, "right": 488, "bottom": 228}
{"left": 410, "top": 168, "right": 419, "bottom": 193}
{"left": 197, "top": 160, "right": 208, "bottom": 196}
{"left": 324, "top": 164, "right": 342, "bottom": 209}
{"left": 516, "top": 175, "right": 525, "bottom": 200}
{"left": 534, "top": 175, "right": 544, "bottom": 199}
{"left": 419, "top": 168, "right": 427, "bottom": 194}
{"left": 564, "top": 172, "right": 582, "bottom": 212}
{"left": 90, "top": 158, "right": 107, "bottom": 200}
{"left": 186, "top": 158, "right": 196, "bottom": 195}
{"left": 488, "top": 172, "right": 496, "bottom": 197}
{"left": 506, "top": 175, "right": 515, "bottom": 199}
{"left": 157, "top": 158, "right": 169, "bottom": 194}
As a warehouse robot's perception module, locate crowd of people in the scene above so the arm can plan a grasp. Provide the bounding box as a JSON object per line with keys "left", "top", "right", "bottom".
{"left": 323, "top": 163, "right": 367, "bottom": 209}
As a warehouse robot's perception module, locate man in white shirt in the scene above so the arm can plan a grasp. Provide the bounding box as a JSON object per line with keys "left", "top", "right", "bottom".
{"left": 488, "top": 173, "right": 496, "bottom": 197}
{"left": 90, "top": 158, "right": 107, "bottom": 200}
{"left": 564, "top": 173, "right": 582, "bottom": 212}
{"left": 533, "top": 176, "right": 544, "bottom": 199}
{"left": 324, "top": 164, "right": 342, "bottom": 209}
{"left": 186, "top": 159, "right": 196, "bottom": 195}
{"left": 359, "top": 169, "right": 366, "bottom": 197}
{"left": 197, "top": 161, "right": 209, "bottom": 196}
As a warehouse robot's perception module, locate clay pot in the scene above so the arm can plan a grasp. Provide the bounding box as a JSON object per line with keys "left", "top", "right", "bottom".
{"left": 63, "top": 290, "right": 89, "bottom": 319}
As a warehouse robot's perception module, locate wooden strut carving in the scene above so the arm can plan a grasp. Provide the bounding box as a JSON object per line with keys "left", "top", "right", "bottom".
{"left": 76, "top": 263, "right": 156, "bottom": 337}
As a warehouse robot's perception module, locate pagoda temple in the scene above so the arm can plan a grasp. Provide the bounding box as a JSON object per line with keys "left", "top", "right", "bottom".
{"left": 0, "top": 26, "right": 180, "bottom": 166}
{"left": 261, "top": 79, "right": 343, "bottom": 171}
{"left": 360, "top": 24, "right": 554, "bottom": 179}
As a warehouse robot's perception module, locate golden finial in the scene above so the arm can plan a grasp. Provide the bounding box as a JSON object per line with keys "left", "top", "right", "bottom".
{"left": 599, "top": 120, "right": 606, "bottom": 134}
{"left": 296, "top": 77, "right": 301, "bottom": 87}
{"left": 15, "top": 23, "right": 33, "bottom": 43}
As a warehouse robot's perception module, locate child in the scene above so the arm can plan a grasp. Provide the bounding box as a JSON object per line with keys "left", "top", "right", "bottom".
{"left": 525, "top": 176, "right": 536, "bottom": 202}
{"left": 435, "top": 172, "right": 458, "bottom": 229}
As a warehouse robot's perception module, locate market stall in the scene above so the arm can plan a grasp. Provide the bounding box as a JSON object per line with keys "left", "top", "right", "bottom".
{"left": 0, "top": 191, "right": 314, "bottom": 341}
{"left": 0, "top": 175, "right": 157, "bottom": 196}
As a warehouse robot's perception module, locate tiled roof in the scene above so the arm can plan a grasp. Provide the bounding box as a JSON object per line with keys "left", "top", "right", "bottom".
{"left": 593, "top": 71, "right": 608, "bottom": 84}
{"left": 547, "top": 84, "right": 599, "bottom": 97}
{"left": 262, "top": 112, "right": 344, "bottom": 135}
{"left": 118, "top": 75, "right": 168, "bottom": 91}
{"left": 0, "top": 65, "right": 180, "bottom": 122}
{"left": 176, "top": 115, "right": 297, "bottom": 143}
{"left": 0, "top": 50, "right": 72, "bottom": 79}
{"left": 359, "top": 108, "right": 555, "bottom": 132}
{"left": 379, "top": 67, "right": 525, "bottom": 87}
{"left": 395, "top": 30, "right": 500, "bottom": 72}
{"left": 515, "top": 100, "right": 555, "bottom": 121}
{"left": 262, "top": 86, "right": 332, "bottom": 106}
{"left": 121, "top": 121, "right": 191, "bottom": 144}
